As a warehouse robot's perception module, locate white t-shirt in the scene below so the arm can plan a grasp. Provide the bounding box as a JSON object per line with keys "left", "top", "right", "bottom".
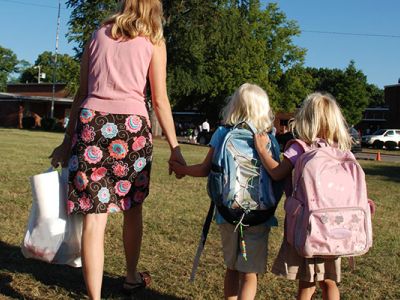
{"left": 202, "top": 121, "right": 210, "bottom": 132}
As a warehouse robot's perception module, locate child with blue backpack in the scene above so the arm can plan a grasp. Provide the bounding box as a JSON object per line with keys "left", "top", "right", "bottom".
{"left": 171, "top": 83, "right": 281, "bottom": 300}
{"left": 254, "top": 92, "right": 371, "bottom": 300}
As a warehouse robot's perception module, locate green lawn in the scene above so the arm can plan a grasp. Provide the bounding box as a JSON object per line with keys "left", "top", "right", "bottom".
{"left": 0, "top": 128, "right": 399, "bottom": 299}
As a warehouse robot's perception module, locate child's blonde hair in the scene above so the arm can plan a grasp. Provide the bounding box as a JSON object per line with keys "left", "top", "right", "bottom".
{"left": 103, "top": 0, "right": 164, "bottom": 44}
{"left": 291, "top": 92, "right": 352, "bottom": 150}
{"left": 222, "top": 83, "right": 274, "bottom": 133}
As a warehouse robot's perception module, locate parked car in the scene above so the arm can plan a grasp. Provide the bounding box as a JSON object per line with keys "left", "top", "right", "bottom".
{"left": 361, "top": 129, "right": 400, "bottom": 150}
{"left": 349, "top": 127, "right": 362, "bottom": 152}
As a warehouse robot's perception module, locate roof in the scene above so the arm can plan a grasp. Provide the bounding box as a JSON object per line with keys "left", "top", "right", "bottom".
{"left": 0, "top": 92, "right": 73, "bottom": 104}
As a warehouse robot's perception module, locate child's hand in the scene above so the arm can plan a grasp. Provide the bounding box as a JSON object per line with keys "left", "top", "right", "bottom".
{"left": 169, "top": 160, "right": 187, "bottom": 176}
{"left": 254, "top": 133, "right": 270, "bottom": 155}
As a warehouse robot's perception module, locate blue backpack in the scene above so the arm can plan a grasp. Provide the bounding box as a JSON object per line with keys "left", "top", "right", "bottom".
{"left": 208, "top": 121, "right": 283, "bottom": 226}
{"left": 190, "top": 121, "right": 283, "bottom": 281}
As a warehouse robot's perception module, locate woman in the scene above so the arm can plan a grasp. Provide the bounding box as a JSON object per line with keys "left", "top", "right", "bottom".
{"left": 50, "top": 1, "right": 185, "bottom": 299}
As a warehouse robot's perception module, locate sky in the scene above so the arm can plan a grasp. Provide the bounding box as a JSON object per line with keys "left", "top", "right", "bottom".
{"left": 0, "top": 0, "right": 399, "bottom": 88}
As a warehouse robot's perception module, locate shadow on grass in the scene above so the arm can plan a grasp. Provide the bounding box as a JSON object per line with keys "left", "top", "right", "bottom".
{"left": 363, "top": 164, "right": 400, "bottom": 183}
{"left": 0, "top": 241, "right": 184, "bottom": 300}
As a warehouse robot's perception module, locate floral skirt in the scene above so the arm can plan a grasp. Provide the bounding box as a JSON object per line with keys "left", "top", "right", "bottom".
{"left": 67, "top": 108, "right": 152, "bottom": 214}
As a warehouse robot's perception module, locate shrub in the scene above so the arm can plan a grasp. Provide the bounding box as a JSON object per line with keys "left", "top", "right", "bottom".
{"left": 41, "top": 117, "right": 56, "bottom": 130}
{"left": 22, "top": 117, "right": 35, "bottom": 129}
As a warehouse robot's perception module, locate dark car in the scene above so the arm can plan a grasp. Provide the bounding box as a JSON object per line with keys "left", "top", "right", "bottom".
{"left": 349, "top": 127, "right": 362, "bottom": 152}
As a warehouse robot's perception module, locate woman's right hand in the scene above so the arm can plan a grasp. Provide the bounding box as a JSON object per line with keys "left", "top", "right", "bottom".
{"left": 49, "top": 139, "right": 72, "bottom": 168}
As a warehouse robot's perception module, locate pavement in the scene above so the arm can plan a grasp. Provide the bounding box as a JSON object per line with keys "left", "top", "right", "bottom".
{"left": 354, "top": 151, "right": 400, "bottom": 162}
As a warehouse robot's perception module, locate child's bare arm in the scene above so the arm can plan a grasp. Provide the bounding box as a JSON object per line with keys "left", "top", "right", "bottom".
{"left": 254, "top": 133, "right": 293, "bottom": 181}
{"left": 170, "top": 148, "right": 214, "bottom": 177}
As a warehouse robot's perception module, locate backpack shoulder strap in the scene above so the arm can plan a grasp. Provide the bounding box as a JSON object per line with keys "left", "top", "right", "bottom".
{"left": 284, "top": 138, "right": 310, "bottom": 153}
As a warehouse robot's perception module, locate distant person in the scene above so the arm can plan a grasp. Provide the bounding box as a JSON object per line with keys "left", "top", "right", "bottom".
{"left": 49, "top": 1, "right": 185, "bottom": 299}
{"left": 202, "top": 119, "right": 210, "bottom": 132}
{"left": 171, "top": 83, "right": 278, "bottom": 300}
{"left": 18, "top": 104, "right": 24, "bottom": 129}
{"left": 254, "top": 92, "right": 356, "bottom": 300}
{"left": 31, "top": 112, "right": 42, "bottom": 128}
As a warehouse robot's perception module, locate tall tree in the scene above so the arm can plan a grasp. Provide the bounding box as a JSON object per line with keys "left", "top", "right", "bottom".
{"left": 19, "top": 51, "right": 80, "bottom": 96}
{"left": 306, "top": 61, "right": 370, "bottom": 125}
{"left": 66, "top": 0, "right": 118, "bottom": 56}
{"left": 0, "top": 45, "right": 19, "bottom": 92}
{"left": 66, "top": 1, "right": 305, "bottom": 118}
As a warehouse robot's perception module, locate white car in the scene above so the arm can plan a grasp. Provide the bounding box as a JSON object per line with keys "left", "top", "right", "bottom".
{"left": 362, "top": 129, "right": 400, "bottom": 149}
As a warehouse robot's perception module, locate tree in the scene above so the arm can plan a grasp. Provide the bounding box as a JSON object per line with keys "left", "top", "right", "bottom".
{"left": 19, "top": 51, "right": 80, "bottom": 96}
{"left": 0, "top": 46, "right": 19, "bottom": 92}
{"left": 306, "top": 61, "right": 370, "bottom": 125}
{"left": 66, "top": 0, "right": 118, "bottom": 56}
{"left": 165, "top": 1, "right": 305, "bottom": 118}
{"left": 366, "top": 84, "right": 384, "bottom": 107}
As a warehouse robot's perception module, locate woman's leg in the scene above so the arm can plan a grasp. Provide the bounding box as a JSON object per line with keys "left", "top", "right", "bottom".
{"left": 224, "top": 268, "right": 239, "bottom": 300}
{"left": 123, "top": 204, "right": 143, "bottom": 283}
{"left": 238, "top": 272, "right": 257, "bottom": 300}
{"left": 82, "top": 213, "right": 108, "bottom": 300}
{"left": 319, "top": 279, "right": 340, "bottom": 300}
{"left": 297, "top": 280, "right": 316, "bottom": 300}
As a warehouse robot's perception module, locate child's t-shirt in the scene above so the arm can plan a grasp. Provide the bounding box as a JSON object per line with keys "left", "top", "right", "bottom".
{"left": 208, "top": 126, "right": 278, "bottom": 227}
{"left": 282, "top": 141, "right": 306, "bottom": 197}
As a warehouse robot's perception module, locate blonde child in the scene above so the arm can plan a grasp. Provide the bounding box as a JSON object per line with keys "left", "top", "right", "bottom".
{"left": 171, "top": 83, "right": 276, "bottom": 300}
{"left": 254, "top": 92, "right": 352, "bottom": 300}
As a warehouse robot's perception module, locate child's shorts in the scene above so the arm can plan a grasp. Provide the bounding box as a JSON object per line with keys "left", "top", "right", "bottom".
{"left": 272, "top": 240, "right": 341, "bottom": 282}
{"left": 219, "top": 223, "right": 270, "bottom": 274}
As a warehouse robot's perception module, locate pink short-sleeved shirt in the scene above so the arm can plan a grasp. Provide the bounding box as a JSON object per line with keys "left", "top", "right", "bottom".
{"left": 81, "top": 25, "right": 154, "bottom": 117}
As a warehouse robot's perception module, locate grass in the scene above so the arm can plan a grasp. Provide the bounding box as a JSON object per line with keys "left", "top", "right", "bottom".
{"left": 0, "top": 128, "right": 399, "bottom": 299}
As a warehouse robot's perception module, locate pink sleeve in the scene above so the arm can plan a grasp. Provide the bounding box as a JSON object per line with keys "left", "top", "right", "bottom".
{"left": 283, "top": 142, "right": 305, "bottom": 166}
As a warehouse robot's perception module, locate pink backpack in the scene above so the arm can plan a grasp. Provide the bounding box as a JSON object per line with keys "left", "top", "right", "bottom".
{"left": 285, "top": 139, "right": 373, "bottom": 257}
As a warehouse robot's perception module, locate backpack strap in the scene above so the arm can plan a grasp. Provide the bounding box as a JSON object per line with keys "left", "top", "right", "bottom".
{"left": 190, "top": 200, "right": 215, "bottom": 282}
{"left": 233, "top": 121, "right": 257, "bottom": 135}
{"left": 284, "top": 138, "right": 310, "bottom": 153}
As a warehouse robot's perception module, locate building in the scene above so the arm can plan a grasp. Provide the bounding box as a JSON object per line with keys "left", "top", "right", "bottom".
{"left": 384, "top": 83, "right": 400, "bottom": 129}
{"left": 0, "top": 83, "right": 72, "bottom": 128}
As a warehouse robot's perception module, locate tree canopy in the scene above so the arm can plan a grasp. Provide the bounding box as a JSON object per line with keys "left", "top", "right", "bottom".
{"left": 19, "top": 51, "right": 80, "bottom": 96}
{"left": 0, "top": 46, "right": 19, "bottom": 92}
{"left": 65, "top": 1, "right": 383, "bottom": 125}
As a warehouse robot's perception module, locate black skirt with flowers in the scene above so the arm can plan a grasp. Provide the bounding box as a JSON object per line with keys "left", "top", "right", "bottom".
{"left": 67, "top": 108, "right": 152, "bottom": 214}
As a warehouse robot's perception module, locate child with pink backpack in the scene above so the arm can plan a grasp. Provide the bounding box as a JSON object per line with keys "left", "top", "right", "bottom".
{"left": 254, "top": 92, "right": 373, "bottom": 300}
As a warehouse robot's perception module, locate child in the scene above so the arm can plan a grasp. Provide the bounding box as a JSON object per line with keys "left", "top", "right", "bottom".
{"left": 171, "top": 83, "right": 276, "bottom": 300}
{"left": 254, "top": 92, "right": 352, "bottom": 300}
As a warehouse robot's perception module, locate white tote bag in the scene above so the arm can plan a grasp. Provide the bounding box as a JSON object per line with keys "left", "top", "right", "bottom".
{"left": 21, "top": 168, "right": 83, "bottom": 267}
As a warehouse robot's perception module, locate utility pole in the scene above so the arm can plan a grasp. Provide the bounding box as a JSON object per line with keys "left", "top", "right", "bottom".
{"left": 51, "top": 0, "right": 61, "bottom": 118}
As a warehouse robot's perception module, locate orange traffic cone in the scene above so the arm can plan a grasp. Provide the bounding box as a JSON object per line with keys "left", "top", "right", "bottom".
{"left": 375, "top": 151, "right": 381, "bottom": 161}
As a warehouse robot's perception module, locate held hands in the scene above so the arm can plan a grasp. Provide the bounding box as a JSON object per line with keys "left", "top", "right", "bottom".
{"left": 254, "top": 133, "right": 270, "bottom": 155}
{"left": 168, "top": 146, "right": 186, "bottom": 179}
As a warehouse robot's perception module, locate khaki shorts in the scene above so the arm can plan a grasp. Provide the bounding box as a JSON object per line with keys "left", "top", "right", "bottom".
{"left": 272, "top": 240, "right": 341, "bottom": 283}
{"left": 219, "top": 223, "right": 270, "bottom": 274}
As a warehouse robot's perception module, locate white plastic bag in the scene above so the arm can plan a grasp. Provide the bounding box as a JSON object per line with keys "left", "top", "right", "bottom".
{"left": 21, "top": 168, "right": 82, "bottom": 267}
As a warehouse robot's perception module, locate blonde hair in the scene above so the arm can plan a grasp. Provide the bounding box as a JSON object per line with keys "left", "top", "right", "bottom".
{"left": 291, "top": 92, "right": 352, "bottom": 150}
{"left": 103, "top": 0, "right": 164, "bottom": 44}
{"left": 222, "top": 83, "right": 274, "bottom": 133}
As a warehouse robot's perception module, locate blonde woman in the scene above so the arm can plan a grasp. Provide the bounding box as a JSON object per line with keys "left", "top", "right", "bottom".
{"left": 50, "top": 0, "right": 185, "bottom": 298}
{"left": 254, "top": 92, "right": 352, "bottom": 300}
{"left": 171, "top": 83, "right": 277, "bottom": 300}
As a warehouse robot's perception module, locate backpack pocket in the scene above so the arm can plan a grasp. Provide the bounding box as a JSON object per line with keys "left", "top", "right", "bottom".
{"left": 284, "top": 196, "right": 303, "bottom": 247}
{"left": 207, "top": 170, "right": 224, "bottom": 206}
{"left": 303, "top": 207, "right": 370, "bottom": 257}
